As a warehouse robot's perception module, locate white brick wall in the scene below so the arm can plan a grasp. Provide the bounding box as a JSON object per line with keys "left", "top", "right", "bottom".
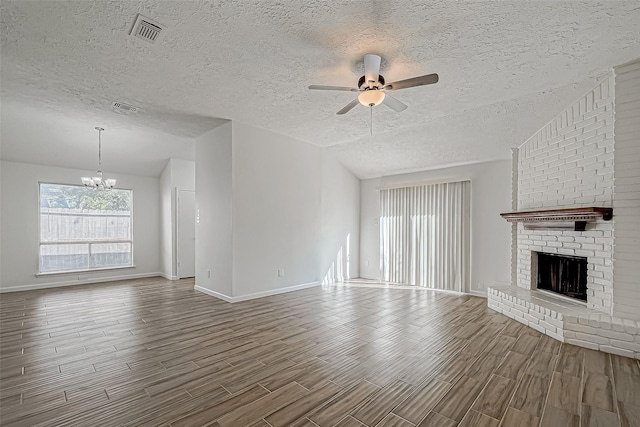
{"left": 489, "top": 60, "right": 640, "bottom": 357}
{"left": 515, "top": 75, "right": 615, "bottom": 313}
{"left": 488, "top": 286, "right": 640, "bottom": 359}
{"left": 613, "top": 59, "right": 640, "bottom": 321}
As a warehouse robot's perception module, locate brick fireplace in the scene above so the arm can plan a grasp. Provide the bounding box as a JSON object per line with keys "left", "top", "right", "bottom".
{"left": 488, "top": 60, "right": 640, "bottom": 359}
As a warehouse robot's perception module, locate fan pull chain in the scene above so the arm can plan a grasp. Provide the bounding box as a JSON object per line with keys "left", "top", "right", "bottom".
{"left": 370, "top": 105, "right": 373, "bottom": 136}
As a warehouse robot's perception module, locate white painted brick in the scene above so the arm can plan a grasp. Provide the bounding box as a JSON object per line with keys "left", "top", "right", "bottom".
{"left": 545, "top": 316, "right": 563, "bottom": 328}
{"left": 595, "top": 329, "right": 635, "bottom": 341}
{"left": 529, "top": 322, "right": 546, "bottom": 334}
{"left": 574, "top": 332, "right": 609, "bottom": 345}
{"left": 502, "top": 310, "right": 516, "bottom": 320}
{"left": 511, "top": 308, "right": 525, "bottom": 318}
{"left": 598, "top": 318, "right": 612, "bottom": 330}
{"left": 565, "top": 338, "right": 600, "bottom": 350}
{"left": 528, "top": 310, "right": 545, "bottom": 320}
{"left": 513, "top": 74, "right": 621, "bottom": 321}
{"left": 578, "top": 317, "right": 591, "bottom": 326}
{"left": 623, "top": 319, "right": 638, "bottom": 335}
{"left": 599, "top": 345, "right": 636, "bottom": 358}
{"left": 612, "top": 318, "right": 626, "bottom": 332}
{"left": 609, "top": 340, "right": 640, "bottom": 352}
{"left": 524, "top": 313, "right": 540, "bottom": 324}
{"left": 515, "top": 316, "right": 528, "bottom": 326}
{"left": 546, "top": 330, "right": 565, "bottom": 342}
{"left": 564, "top": 322, "right": 597, "bottom": 334}
{"left": 539, "top": 320, "right": 557, "bottom": 333}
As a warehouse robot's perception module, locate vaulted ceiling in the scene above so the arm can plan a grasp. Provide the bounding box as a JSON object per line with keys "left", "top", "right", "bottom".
{"left": 1, "top": 1, "right": 639, "bottom": 178}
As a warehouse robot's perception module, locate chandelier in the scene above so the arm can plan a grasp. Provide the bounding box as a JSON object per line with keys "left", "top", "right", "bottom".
{"left": 81, "top": 127, "right": 116, "bottom": 190}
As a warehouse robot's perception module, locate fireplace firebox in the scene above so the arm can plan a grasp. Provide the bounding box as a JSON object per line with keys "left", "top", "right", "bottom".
{"left": 535, "top": 252, "right": 588, "bottom": 302}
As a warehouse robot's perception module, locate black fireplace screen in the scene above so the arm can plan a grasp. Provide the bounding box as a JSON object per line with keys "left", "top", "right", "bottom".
{"left": 536, "top": 252, "right": 588, "bottom": 301}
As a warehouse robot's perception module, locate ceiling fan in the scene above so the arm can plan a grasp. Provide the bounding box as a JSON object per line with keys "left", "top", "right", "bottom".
{"left": 309, "top": 53, "right": 439, "bottom": 115}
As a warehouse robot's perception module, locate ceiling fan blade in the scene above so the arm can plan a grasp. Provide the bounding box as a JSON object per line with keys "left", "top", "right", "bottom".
{"left": 309, "top": 85, "right": 358, "bottom": 92}
{"left": 364, "top": 54, "right": 381, "bottom": 86}
{"left": 336, "top": 98, "right": 360, "bottom": 115}
{"left": 384, "top": 73, "right": 439, "bottom": 91}
{"left": 382, "top": 93, "right": 408, "bottom": 112}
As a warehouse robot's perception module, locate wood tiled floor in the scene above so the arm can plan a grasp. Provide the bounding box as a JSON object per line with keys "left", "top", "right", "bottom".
{"left": 1, "top": 277, "right": 639, "bottom": 426}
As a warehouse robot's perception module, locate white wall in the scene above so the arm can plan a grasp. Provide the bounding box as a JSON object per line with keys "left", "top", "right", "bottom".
{"left": 231, "top": 122, "right": 322, "bottom": 297}
{"left": 159, "top": 160, "right": 173, "bottom": 278}
{"left": 319, "top": 151, "right": 360, "bottom": 284}
{"left": 194, "top": 121, "right": 360, "bottom": 301}
{"left": 195, "top": 122, "right": 233, "bottom": 297}
{"left": 0, "top": 160, "right": 161, "bottom": 291}
{"left": 613, "top": 59, "right": 640, "bottom": 321}
{"left": 160, "top": 158, "right": 195, "bottom": 279}
{"left": 230, "top": 122, "right": 360, "bottom": 297}
{"left": 359, "top": 160, "right": 512, "bottom": 294}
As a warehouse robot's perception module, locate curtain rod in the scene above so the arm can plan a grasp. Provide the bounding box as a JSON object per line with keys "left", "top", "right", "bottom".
{"left": 375, "top": 178, "right": 471, "bottom": 191}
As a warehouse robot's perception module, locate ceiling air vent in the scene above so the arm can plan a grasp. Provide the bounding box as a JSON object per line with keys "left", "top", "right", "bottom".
{"left": 111, "top": 101, "right": 140, "bottom": 114}
{"left": 130, "top": 14, "right": 165, "bottom": 44}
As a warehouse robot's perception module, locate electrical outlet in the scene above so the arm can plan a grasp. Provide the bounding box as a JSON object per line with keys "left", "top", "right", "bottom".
{"left": 207, "top": 270, "right": 211, "bottom": 278}
{"left": 277, "top": 269, "right": 284, "bottom": 277}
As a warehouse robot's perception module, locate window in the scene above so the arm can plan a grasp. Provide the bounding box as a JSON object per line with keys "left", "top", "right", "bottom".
{"left": 39, "top": 183, "right": 133, "bottom": 274}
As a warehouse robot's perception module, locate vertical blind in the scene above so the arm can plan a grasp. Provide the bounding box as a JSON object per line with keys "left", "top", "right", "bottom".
{"left": 379, "top": 180, "right": 470, "bottom": 291}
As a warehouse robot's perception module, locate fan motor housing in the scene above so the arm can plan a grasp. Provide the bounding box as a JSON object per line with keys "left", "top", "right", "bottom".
{"left": 358, "top": 75, "right": 385, "bottom": 89}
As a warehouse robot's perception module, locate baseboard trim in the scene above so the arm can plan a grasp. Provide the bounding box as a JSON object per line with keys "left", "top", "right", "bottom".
{"left": 195, "top": 281, "right": 321, "bottom": 303}
{"left": 468, "top": 289, "right": 488, "bottom": 298}
{"left": 0, "top": 272, "right": 165, "bottom": 293}
{"left": 159, "top": 273, "right": 178, "bottom": 280}
{"left": 194, "top": 285, "right": 234, "bottom": 302}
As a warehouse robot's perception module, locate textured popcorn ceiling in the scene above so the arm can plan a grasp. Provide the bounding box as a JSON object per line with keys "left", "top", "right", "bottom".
{"left": 1, "top": 1, "right": 639, "bottom": 177}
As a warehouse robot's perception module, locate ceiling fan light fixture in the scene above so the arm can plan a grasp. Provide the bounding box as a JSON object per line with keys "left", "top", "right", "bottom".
{"left": 358, "top": 90, "right": 385, "bottom": 107}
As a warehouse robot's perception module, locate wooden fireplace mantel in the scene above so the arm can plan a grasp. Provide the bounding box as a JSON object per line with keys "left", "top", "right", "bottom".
{"left": 500, "top": 207, "right": 613, "bottom": 231}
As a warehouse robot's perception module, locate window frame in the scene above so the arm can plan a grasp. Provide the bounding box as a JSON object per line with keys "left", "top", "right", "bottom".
{"left": 36, "top": 181, "right": 135, "bottom": 276}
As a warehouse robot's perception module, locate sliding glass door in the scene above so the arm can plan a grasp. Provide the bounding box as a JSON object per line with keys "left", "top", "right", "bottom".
{"left": 379, "top": 181, "right": 470, "bottom": 291}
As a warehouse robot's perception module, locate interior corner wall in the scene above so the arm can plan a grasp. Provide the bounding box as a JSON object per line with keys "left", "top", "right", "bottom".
{"left": 195, "top": 122, "right": 233, "bottom": 297}
{"left": 0, "top": 160, "right": 161, "bottom": 291}
{"left": 160, "top": 158, "right": 196, "bottom": 280}
{"left": 230, "top": 122, "right": 337, "bottom": 297}
{"left": 159, "top": 160, "right": 173, "bottom": 279}
{"left": 612, "top": 59, "right": 640, "bottom": 321}
{"left": 359, "top": 160, "right": 512, "bottom": 294}
{"left": 194, "top": 121, "right": 360, "bottom": 301}
{"left": 319, "top": 151, "right": 360, "bottom": 284}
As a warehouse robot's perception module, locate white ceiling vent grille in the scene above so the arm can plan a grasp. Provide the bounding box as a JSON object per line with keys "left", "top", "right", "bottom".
{"left": 130, "top": 14, "right": 165, "bottom": 44}
{"left": 111, "top": 101, "right": 140, "bottom": 114}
